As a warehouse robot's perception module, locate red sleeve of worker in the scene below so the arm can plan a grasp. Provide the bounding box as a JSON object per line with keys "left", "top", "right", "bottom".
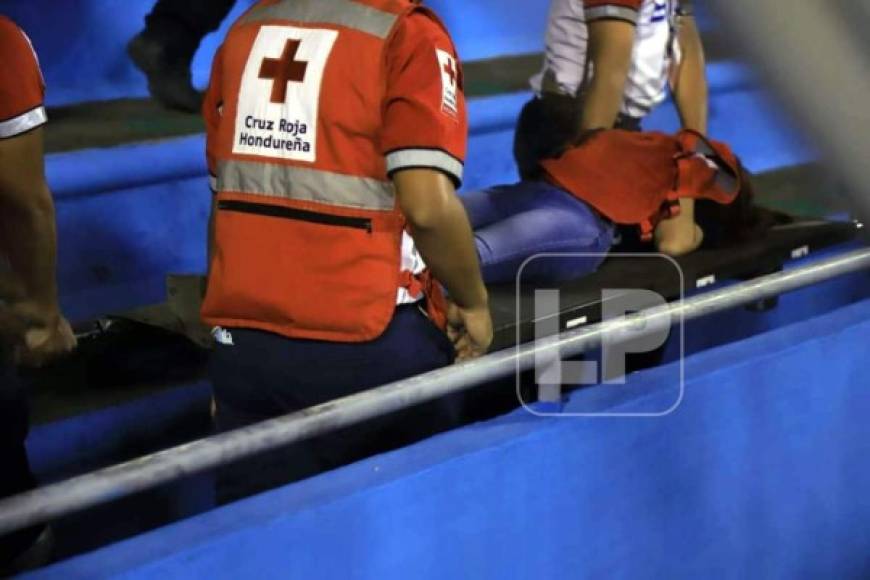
{"left": 584, "top": 0, "right": 643, "bottom": 24}
{"left": 203, "top": 44, "right": 225, "bottom": 192}
{"left": 381, "top": 9, "right": 467, "bottom": 187}
{"left": 0, "top": 17, "right": 47, "bottom": 139}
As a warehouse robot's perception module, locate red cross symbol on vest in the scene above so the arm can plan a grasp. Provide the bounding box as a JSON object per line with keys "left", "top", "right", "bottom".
{"left": 259, "top": 39, "right": 309, "bottom": 104}
{"left": 442, "top": 55, "right": 457, "bottom": 87}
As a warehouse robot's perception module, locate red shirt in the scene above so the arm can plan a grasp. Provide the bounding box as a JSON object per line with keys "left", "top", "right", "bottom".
{"left": 0, "top": 16, "right": 46, "bottom": 139}
{"left": 380, "top": 9, "right": 468, "bottom": 185}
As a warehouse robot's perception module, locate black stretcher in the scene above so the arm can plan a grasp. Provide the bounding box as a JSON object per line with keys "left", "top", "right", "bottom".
{"left": 25, "top": 216, "right": 862, "bottom": 425}
{"left": 66, "top": 216, "right": 861, "bottom": 355}
{"left": 487, "top": 218, "right": 863, "bottom": 351}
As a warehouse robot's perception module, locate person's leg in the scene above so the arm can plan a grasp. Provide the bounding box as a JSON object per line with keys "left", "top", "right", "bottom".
{"left": 463, "top": 180, "right": 602, "bottom": 229}
{"left": 129, "top": 0, "right": 237, "bottom": 111}
{"left": 145, "top": 0, "right": 238, "bottom": 49}
{"left": 461, "top": 184, "right": 540, "bottom": 229}
{"left": 299, "top": 306, "right": 460, "bottom": 469}
{"left": 210, "top": 306, "right": 457, "bottom": 502}
{"left": 467, "top": 182, "right": 615, "bottom": 284}
{"left": 0, "top": 354, "right": 43, "bottom": 569}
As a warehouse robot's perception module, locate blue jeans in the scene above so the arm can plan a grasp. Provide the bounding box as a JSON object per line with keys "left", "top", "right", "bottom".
{"left": 462, "top": 181, "right": 615, "bottom": 284}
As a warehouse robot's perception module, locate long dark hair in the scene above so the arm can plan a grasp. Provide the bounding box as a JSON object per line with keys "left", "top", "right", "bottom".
{"left": 694, "top": 164, "right": 793, "bottom": 248}
{"left": 610, "top": 164, "right": 791, "bottom": 250}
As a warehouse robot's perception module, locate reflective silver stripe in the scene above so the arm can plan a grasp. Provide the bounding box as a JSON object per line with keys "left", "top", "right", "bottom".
{"left": 209, "top": 174, "right": 218, "bottom": 192}
{"left": 241, "top": 0, "right": 399, "bottom": 39}
{"left": 385, "top": 149, "right": 464, "bottom": 184}
{"left": 585, "top": 5, "right": 640, "bottom": 24}
{"left": 0, "top": 106, "right": 47, "bottom": 139}
{"left": 217, "top": 161, "right": 395, "bottom": 211}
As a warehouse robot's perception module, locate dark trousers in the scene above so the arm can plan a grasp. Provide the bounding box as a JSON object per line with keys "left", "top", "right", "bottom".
{"left": 0, "top": 355, "right": 39, "bottom": 565}
{"left": 209, "top": 305, "right": 459, "bottom": 502}
{"left": 513, "top": 93, "right": 643, "bottom": 180}
{"left": 144, "top": 0, "right": 238, "bottom": 60}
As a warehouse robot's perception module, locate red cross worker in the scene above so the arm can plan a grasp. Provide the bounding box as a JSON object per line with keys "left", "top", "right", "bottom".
{"left": 0, "top": 16, "right": 75, "bottom": 575}
{"left": 199, "top": 0, "right": 492, "bottom": 501}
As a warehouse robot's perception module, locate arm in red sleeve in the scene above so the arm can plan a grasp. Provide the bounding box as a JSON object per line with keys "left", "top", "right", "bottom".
{"left": 382, "top": 10, "right": 490, "bottom": 353}
{"left": 0, "top": 17, "right": 47, "bottom": 139}
{"left": 381, "top": 10, "right": 468, "bottom": 187}
{"left": 0, "top": 18, "right": 75, "bottom": 364}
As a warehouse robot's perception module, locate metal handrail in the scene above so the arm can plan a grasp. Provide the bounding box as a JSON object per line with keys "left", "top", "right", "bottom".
{"left": 0, "top": 248, "right": 868, "bottom": 536}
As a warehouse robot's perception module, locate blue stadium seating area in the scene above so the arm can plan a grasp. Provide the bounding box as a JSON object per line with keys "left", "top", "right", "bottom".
{"left": 3, "top": 1, "right": 868, "bottom": 576}
{"left": 6, "top": 0, "right": 816, "bottom": 321}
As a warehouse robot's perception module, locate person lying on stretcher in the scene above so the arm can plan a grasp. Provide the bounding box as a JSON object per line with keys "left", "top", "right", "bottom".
{"left": 462, "top": 129, "right": 786, "bottom": 284}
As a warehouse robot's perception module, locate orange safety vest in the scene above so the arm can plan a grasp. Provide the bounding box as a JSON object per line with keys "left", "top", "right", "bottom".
{"left": 201, "top": 0, "right": 446, "bottom": 343}
{"left": 541, "top": 129, "right": 742, "bottom": 241}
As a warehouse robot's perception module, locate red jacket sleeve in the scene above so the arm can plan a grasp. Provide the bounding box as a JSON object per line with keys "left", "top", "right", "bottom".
{"left": 0, "top": 17, "right": 46, "bottom": 139}
{"left": 381, "top": 9, "right": 467, "bottom": 186}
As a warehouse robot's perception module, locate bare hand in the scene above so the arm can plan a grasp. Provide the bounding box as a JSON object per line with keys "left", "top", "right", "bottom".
{"left": 11, "top": 303, "right": 77, "bottom": 367}
{"left": 655, "top": 199, "right": 704, "bottom": 257}
{"left": 656, "top": 223, "right": 704, "bottom": 257}
{"left": 446, "top": 301, "right": 493, "bottom": 362}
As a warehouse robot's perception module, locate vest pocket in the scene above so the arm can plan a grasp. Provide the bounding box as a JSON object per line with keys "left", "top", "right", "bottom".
{"left": 203, "top": 197, "right": 402, "bottom": 342}
{"left": 217, "top": 200, "right": 373, "bottom": 232}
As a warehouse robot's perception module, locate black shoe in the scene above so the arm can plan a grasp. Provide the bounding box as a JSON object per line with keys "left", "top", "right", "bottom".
{"left": 0, "top": 526, "right": 55, "bottom": 577}
{"left": 127, "top": 32, "right": 203, "bottom": 113}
